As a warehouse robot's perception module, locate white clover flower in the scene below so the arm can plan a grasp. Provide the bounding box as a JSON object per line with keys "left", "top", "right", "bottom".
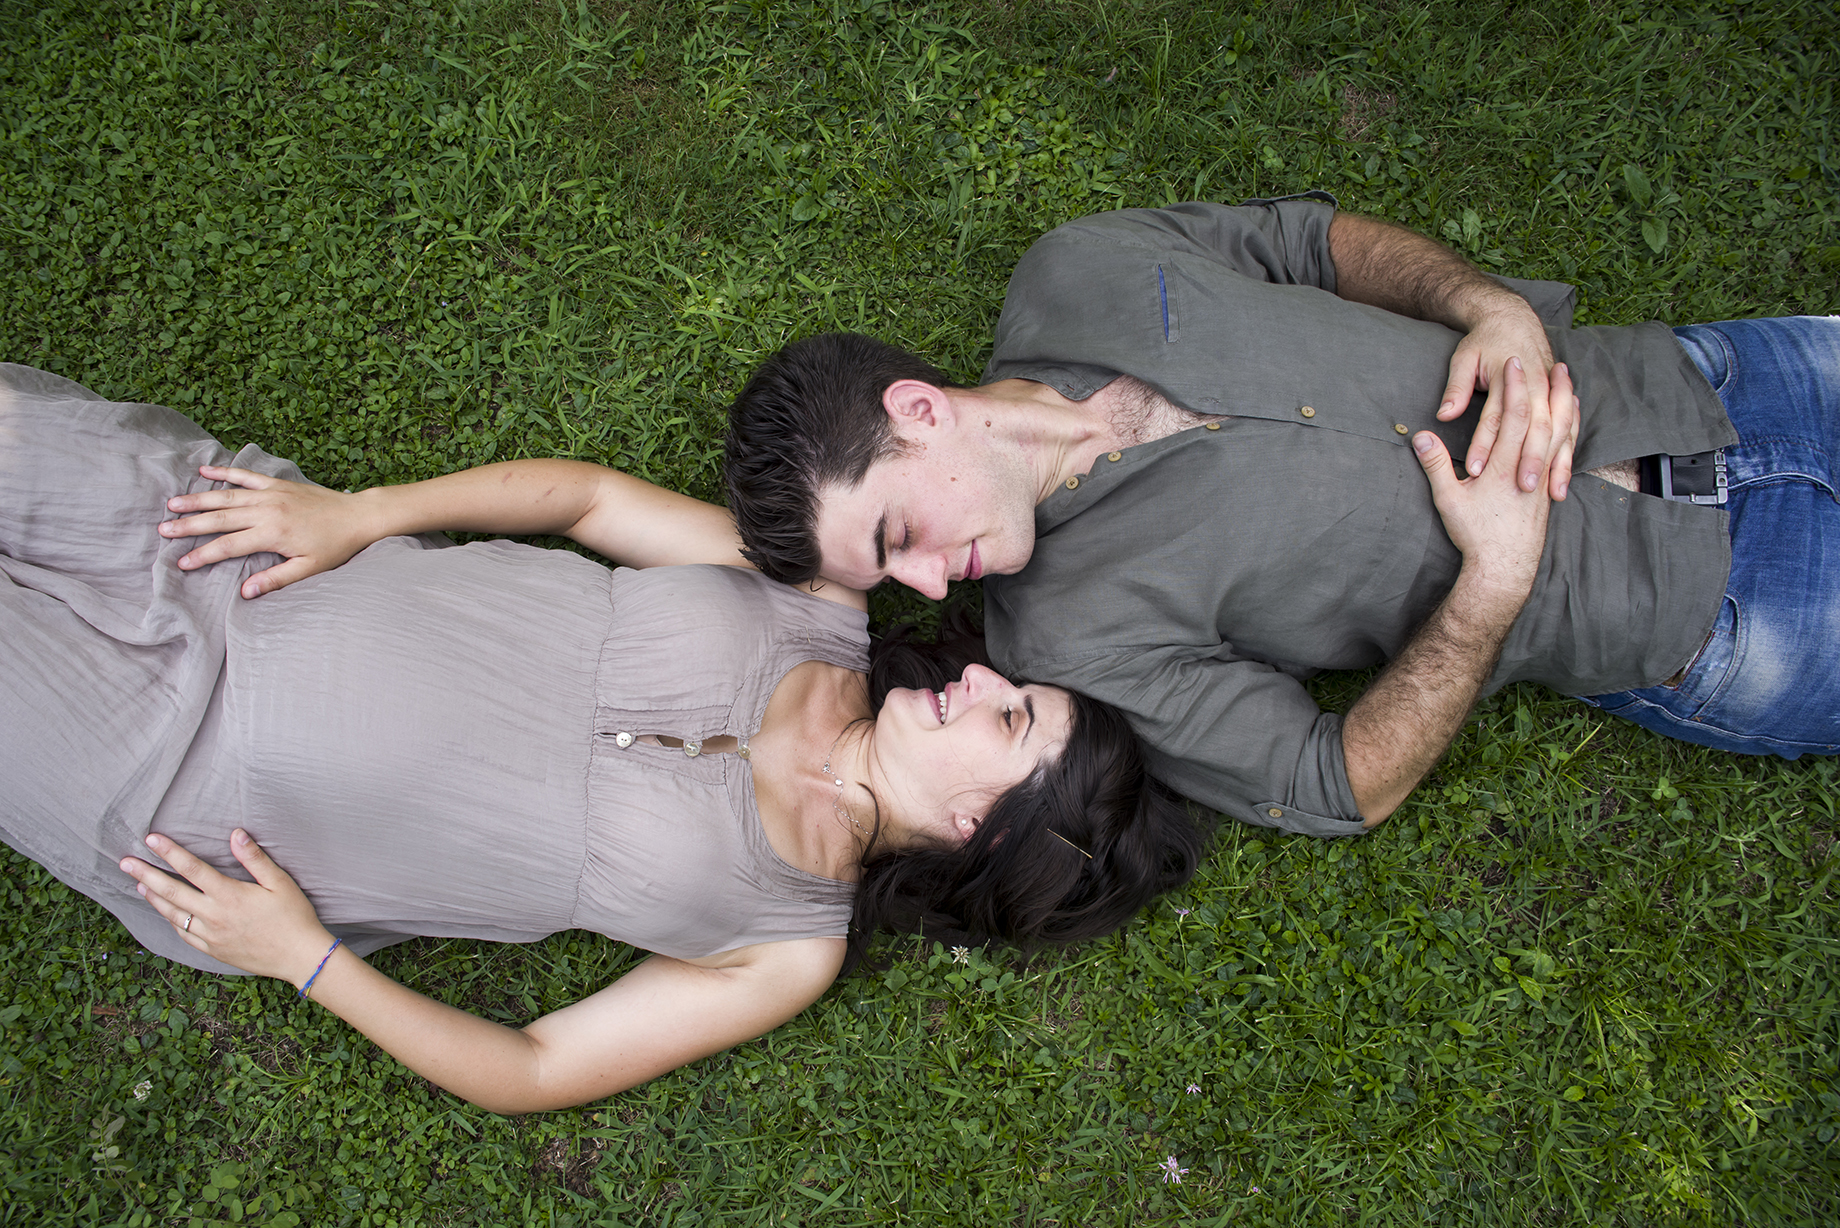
{"left": 132, "top": 1080, "right": 152, "bottom": 1101}
{"left": 950, "top": 946, "right": 970, "bottom": 965}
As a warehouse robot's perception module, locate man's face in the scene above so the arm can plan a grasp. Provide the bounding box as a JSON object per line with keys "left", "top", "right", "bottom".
{"left": 813, "top": 424, "right": 1038, "bottom": 599}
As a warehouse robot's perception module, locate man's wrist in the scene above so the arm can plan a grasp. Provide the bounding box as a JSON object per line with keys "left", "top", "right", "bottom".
{"left": 1441, "top": 274, "right": 1533, "bottom": 335}
{"left": 1445, "top": 556, "right": 1538, "bottom": 632}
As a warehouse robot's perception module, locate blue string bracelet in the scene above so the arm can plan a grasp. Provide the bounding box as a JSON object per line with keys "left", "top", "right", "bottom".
{"left": 299, "top": 937, "right": 342, "bottom": 1000}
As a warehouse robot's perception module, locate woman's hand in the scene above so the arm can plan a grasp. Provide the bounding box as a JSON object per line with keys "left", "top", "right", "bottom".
{"left": 122, "top": 831, "right": 845, "bottom": 1112}
{"left": 120, "top": 830, "right": 334, "bottom": 988}
{"left": 160, "top": 466, "right": 380, "bottom": 599}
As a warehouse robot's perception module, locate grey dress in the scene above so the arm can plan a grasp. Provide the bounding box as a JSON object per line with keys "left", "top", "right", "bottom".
{"left": 0, "top": 364, "right": 863, "bottom": 973}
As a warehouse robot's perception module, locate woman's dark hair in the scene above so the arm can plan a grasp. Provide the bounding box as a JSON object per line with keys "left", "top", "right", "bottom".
{"left": 843, "top": 607, "right": 1208, "bottom": 972}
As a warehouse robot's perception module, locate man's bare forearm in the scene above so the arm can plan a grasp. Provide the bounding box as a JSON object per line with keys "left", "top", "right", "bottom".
{"left": 1342, "top": 564, "right": 1531, "bottom": 826}
{"left": 1328, "top": 212, "right": 1527, "bottom": 331}
{"left": 1341, "top": 361, "right": 1558, "bottom": 828}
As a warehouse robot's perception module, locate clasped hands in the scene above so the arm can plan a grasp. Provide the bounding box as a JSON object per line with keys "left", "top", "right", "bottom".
{"left": 1415, "top": 352, "right": 1574, "bottom": 609}
{"left": 1437, "top": 296, "right": 1576, "bottom": 501}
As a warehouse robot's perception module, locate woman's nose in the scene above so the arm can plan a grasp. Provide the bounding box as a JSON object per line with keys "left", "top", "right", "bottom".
{"left": 959, "top": 663, "right": 1005, "bottom": 700}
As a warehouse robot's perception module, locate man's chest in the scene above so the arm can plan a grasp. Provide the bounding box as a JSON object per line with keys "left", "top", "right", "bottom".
{"left": 1085, "top": 374, "right": 1223, "bottom": 446}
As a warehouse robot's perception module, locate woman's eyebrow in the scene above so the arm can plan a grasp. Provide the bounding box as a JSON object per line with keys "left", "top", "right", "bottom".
{"left": 873, "top": 511, "right": 888, "bottom": 569}
{"left": 1021, "top": 695, "right": 1037, "bottom": 744}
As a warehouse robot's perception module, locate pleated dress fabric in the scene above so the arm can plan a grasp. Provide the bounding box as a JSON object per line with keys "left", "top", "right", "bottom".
{"left": 0, "top": 364, "right": 864, "bottom": 973}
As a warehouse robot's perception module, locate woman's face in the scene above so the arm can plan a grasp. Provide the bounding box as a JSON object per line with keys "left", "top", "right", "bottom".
{"left": 870, "top": 664, "right": 1075, "bottom": 846}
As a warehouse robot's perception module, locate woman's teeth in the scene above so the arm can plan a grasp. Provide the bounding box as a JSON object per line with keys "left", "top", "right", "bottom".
{"left": 935, "top": 691, "right": 946, "bottom": 722}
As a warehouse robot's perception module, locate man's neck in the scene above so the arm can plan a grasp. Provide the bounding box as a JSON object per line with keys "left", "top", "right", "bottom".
{"left": 961, "top": 377, "right": 1215, "bottom": 505}
{"left": 949, "top": 380, "right": 1114, "bottom": 506}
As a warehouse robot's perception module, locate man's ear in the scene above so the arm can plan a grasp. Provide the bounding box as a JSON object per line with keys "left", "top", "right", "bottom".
{"left": 883, "top": 379, "right": 955, "bottom": 434}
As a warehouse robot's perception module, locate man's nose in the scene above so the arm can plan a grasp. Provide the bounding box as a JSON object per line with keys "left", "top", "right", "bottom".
{"left": 894, "top": 556, "right": 950, "bottom": 601}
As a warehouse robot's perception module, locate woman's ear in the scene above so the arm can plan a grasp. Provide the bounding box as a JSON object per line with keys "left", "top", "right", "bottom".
{"left": 951, "top": 811, "right": 980, "bottom": 843}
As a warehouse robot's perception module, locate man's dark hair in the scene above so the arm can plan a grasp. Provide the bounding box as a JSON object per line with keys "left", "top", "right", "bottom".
{"left": 841, "top": 609, "right": 1208, "bottom": 972}
{"left": 724, "top": 332, "right": 953, "bottom": 585}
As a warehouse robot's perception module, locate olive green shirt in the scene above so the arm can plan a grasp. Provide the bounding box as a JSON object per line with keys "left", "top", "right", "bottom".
{"left": 981, "top": 196, "right": 1735, "bottom": 837}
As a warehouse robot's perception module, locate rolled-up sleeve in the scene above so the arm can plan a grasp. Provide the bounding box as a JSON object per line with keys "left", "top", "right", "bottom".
{"left": 1021, "top": 642, "right": 1370, "bottom": 839}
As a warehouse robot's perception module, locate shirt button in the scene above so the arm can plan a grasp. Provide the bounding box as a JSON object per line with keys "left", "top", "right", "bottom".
{"left": 1107, "top": 451, "right": 1122, "bottom": 462}
{"left": 683, "top": 739, "right": 703, "bottom": 758}
{"left": 1299, "top": 406, "right": 1315, "bottom": 418}
{"left": 1065, "top": 476, "right": 1080, "bottom": 490}
{"left": 1394, "top": 423, "right": 1409, "bottom": 435}
{"left": 1204, "top": 422, "right": 1221, "bottom": 431}
{"left": 1267, "top": 807, "right": 1284, "bottom": 819}
{"left": 613, "top": 731, "right": 634, "bottom": 748}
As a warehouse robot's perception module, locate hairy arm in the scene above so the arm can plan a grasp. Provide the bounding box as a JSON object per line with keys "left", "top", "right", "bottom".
{"left": 1328, "top": 211, "right": 1575, "bottom": 500}
{"left": 1342, "top": 358, "right": 1564, "bottom": 826}
{"left": 122, "top": 831, "right": 843, "bottom": 1113}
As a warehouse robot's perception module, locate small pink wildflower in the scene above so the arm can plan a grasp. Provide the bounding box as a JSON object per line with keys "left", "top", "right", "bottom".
{"left": 1186, "top": 1082, "right": 1202, "bottom": 1095}
{"left": 1158, "top": 1156, "right": 1188, "bottom": 1184}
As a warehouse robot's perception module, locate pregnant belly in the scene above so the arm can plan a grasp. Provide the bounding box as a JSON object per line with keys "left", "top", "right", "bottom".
{"left": 214, "top": 539, "right": 607, "bottom": 934}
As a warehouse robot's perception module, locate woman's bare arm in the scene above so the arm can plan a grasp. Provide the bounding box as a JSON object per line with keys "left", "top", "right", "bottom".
{"left": 160, "top": 460, "right": 750, "bottom": 595}
{"left": 122, "top": 830, "right": 844, "bottom": 1113}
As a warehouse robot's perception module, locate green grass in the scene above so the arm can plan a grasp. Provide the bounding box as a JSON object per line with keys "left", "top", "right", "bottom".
{"left": 2, "top": 0, "right": 1837, "bottom": 1223}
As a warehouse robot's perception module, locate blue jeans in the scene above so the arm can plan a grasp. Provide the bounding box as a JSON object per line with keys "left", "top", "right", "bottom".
{"left": 1577, "top": 316, "right": 1840, "bottom": 757}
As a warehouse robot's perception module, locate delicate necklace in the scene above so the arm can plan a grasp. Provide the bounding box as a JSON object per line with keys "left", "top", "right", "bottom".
{"left": 821, "top": 726, "right": 872, "bottom": 843}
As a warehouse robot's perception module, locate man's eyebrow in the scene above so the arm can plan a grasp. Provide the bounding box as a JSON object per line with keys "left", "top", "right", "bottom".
{"left": 1021, "top": 694, "right": 1037, "bottom": 745}
{"left": 873, "top": 512, "right": 887, "bottom": 571}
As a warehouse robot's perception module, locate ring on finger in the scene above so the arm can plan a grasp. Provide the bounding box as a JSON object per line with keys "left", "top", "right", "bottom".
{"left": 183, "top": 913, "right": 194, "bottom": 933}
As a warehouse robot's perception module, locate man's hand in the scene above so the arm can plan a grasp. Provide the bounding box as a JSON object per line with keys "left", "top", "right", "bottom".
{"left": 1421, "top": 357, "right": 1568, "bottom": 597}
{"left": 160, "top": 465, "right": 380, "bottom": 599}
{"left": 1438, "top": 297, "right": 1575, "bottom": 501}
{"left": 1328, "top": 211, "right": 1576, "bottom": 501}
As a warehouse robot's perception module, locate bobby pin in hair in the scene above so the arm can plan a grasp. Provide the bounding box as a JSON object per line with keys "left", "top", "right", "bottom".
{"left": 1049, "top": 829, "right": 1093, "bottom": 859}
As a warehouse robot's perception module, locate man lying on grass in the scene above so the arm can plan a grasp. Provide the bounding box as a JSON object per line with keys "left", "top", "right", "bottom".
{"left": 723, "top": 192, "right": 1839, "bottom": 837}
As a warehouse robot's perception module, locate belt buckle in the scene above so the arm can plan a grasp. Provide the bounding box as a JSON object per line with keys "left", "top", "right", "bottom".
{"left": 1660, "top": 448, "right": 1728, "bottom": 506}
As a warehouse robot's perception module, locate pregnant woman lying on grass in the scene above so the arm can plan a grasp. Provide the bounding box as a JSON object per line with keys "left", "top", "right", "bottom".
{"left": 0, "top": 364, "right": 1202, "bottom": 1113}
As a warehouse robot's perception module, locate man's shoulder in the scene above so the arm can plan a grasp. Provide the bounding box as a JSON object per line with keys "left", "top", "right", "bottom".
{"left": 1033, "top": 194, "right": 1337, "bottom": 248}
{"left": 983, "top": 560, "right": 1130, "bottom": 676}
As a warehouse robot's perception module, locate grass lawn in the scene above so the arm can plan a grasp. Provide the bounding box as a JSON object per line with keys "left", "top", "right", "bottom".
{"left": 2, "top": 0, "right": 1837, "bottom": 1223}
